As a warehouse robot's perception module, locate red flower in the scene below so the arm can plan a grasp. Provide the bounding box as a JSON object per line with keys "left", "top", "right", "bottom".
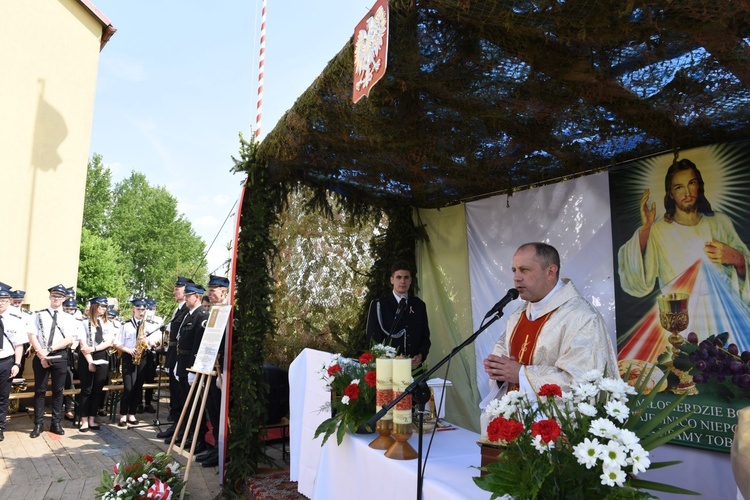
{"left": 359, "top": 353, "right": 375, "bottom": 364}
{"left": 327, "top": 364, "right": 342, "bottom": 376}
{"left": 344, "top": 383, "right": 360, "bottom": 401}
{"left": 143, "top": 454, "right": 153, "bottom": 463}
{"left": 365, "top": 370, "right": 377, "bottom": 387}
{"left": 487, "top": 416, "right": 524, "bottom": 443}
{"left": 531, "top": 418, "right": 561, "bottom": 444}
{"left": 114, "top": 485, "right": 121, "bottom": 491}
{"left": 538, "top": 384, "right": 562, "bottom": 398}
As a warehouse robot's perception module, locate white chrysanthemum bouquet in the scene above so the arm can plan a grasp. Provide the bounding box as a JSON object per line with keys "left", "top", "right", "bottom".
{"left": 475, "top": 369, "right": 698, "bottom": 499}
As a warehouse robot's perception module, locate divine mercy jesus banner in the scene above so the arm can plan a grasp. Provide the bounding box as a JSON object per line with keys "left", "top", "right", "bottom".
{"left": 609, "top": 139, "right": 750, "bottom": 453}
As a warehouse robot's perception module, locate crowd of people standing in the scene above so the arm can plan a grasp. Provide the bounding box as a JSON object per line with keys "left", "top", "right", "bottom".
{"left": 0, "top": 275, "right": 230, "bottom": 468}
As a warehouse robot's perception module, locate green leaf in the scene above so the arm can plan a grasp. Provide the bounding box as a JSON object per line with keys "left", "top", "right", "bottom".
{"left": 628, "top": 478, "right": 700, "bottom": 495}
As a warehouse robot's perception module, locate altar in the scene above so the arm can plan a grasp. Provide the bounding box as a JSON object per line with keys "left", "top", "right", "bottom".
{"left": 289, "top": 348, "right": 491, "bottom": 499}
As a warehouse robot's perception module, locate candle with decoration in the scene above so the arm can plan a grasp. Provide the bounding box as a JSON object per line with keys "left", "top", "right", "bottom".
{"left": 385, "top": 356, "right": 417, "bottom": 459}
{"left": 369, "top": 357, "right": 396, "bottom": 449}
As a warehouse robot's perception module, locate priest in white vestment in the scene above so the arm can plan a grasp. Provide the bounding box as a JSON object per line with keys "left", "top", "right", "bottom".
{"left": 483, "top": 242, "right": 618, "bottom": 404}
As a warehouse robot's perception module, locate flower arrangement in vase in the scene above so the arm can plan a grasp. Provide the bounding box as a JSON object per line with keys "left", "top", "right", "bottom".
{"left": 315, "top": 343, "right": 397, "bottom": 445}
{"left": 474, "top": 369, "right": 698, "bottom": 499}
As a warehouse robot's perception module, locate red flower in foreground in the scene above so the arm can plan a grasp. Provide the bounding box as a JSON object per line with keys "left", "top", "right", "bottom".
{"left": 538, "top": 384, "right": 562, "bottom": 398}
{"left": 365, "top": 370, "right": 377, "bottom": 387}
{"left": 114, "top": 485, "right": 121, "bottom": 491}
{"left": 487, "top": 416, "right": 524, "bottom": 443}
{"left": 327, "top": 364, "right": 342, "bottom": 376}
{"left": 143, "top": 454, "right": 153, "bottom": 463}
{"left": 359, "top": 353, "right": 375, "bottom": 364}
{"left": 531, "top": 418, "right": 561, "bottom": 444}
{"left": 344, "top": 383, "right": 360, "bottom": 401}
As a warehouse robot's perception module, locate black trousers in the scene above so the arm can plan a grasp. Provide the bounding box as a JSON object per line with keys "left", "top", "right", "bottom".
{"left": 207, "top": 373, "right": 221, "bottom": 443}
{"left": 166, "top": 346, "right": 179, "bottom": 419}
{"left": 78, "top": 351, "right": 109, "bottom": 418}
{"left": 120, "top": 354, "right": 145, "bottom": 416}
{"left": 141, "top": 350, "right": 156, "bottom": 406}
{"left": 0, "top": 356, "right": 13, "bottom": 429}
{"left": 33, "top": 355, "right": 68, "bottom": 425}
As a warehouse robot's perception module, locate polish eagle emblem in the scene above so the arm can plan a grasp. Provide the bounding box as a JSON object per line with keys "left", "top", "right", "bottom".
{"left": 354, "top": 5, "right": 388, "bottom": 96}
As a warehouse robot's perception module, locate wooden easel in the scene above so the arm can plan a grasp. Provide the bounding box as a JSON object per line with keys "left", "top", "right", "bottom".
{"left": 167, "top": 367, "right": 215, "bottom": 500}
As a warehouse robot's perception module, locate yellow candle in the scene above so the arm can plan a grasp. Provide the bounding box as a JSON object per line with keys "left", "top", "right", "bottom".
{"left": 392, "top": 357, "right": 412, "bottom": 425}
{"left": 376, "top": 358, "right": 394, "bottom": 420}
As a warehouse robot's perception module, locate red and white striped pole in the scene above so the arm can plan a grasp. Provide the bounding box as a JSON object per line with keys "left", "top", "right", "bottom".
{"left": 220, "top": 0, "right": 268, "bottom": 484}
{"left": 254, "top": 0, "right": 267, "bottom": 139}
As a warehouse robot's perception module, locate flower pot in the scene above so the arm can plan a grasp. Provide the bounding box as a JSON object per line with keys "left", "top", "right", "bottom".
{"left": 479, "top": 443, "right": 504, "bottom": 476}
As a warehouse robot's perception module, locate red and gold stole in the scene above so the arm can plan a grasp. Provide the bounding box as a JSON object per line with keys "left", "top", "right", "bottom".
{"left": 506, "top": 310, "right": 554, "bottom": 391}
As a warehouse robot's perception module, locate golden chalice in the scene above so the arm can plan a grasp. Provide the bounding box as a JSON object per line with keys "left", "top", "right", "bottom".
{"left": 657, "top": 293, "right": 698, "bottom": 395}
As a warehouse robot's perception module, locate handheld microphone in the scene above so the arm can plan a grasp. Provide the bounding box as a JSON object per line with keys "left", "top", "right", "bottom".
{"left": 483, "top": 289, "right": 519, "bottom": 319}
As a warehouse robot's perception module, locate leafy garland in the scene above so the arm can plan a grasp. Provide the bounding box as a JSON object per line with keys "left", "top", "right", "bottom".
{"left": 224, "top": 135, "right": 286, "bottom": 494}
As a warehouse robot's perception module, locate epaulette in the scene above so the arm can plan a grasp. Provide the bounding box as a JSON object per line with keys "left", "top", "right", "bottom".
{"left": 21, "top": 308, "right": 32, "bottom": 315}
{"left": 9, "top": 311, "right": 23, "bottom": 320}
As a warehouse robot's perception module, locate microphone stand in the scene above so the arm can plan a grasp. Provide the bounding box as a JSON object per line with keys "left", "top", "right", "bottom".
{"left": 367, "top": 307, "right": 509, "bottom": 500}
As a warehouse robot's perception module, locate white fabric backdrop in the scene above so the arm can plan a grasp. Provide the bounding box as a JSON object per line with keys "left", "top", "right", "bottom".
{"left": 464, "top": 171, "right": 617, "bottom": 403}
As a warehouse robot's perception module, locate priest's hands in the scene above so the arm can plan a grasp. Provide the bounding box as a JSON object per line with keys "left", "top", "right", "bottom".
{"left": 484, "top": 354, "right": 520, "bottom": 384}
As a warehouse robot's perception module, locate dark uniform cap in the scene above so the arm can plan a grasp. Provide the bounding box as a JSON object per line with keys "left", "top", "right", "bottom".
{"left": 0, "top": 284, "right": 11, "bottom": 298}
{"left": 48, "top": 284, "right": 67, "bottom": 295}
{"left": 208, "top": 275, "right": 230, "bottom": 288}
{"left": 107, "top": 309, "right": 118, "bottom": 318}
{"left": 131, "top": 298, "right": 147, "bottom": 308}
{"left": 175, "top": 276, "right": 194, "bottom": 287}
{"left": 184, "top": 283, "right": 205, "bottom": 295}
{"left": 89, "top": 296, "right": 109, "bottom": 306}
{"left": 63, "top": 298, "right": 77, "bottom": 308}
{"left": 145, "top": 299, "right": 156, "bottom": 310}
{"left": 9, "top": 290, "right": 25, "bottom": 299}
{"left": 66, "top": 287, "right": 76, "bottom": 298}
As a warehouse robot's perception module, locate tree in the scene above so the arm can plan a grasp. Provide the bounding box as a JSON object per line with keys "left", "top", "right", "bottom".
{"left": 77, "top": 228, "right": 131, "bottom": 305}
{"left": 108, "top": 172, "right": 207, "bottom": 302}
{"left": 82, "top": 153, "right": 112, "bottom": 236}
{"left": 77, "top": 157, "right": 207, "bottom": 316}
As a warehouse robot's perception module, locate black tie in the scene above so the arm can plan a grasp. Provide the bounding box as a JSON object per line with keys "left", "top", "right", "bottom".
{"left": 395, "top": 297, "right": 407, "bottom": 319}
{"left": 48, "top": 310, "right": 58, "bottom": 347}
{"left": 0, "top": 316, "right": 4, "bottom": 349}
{"left": 95, "top": 324, "right": 104, "bottom": 344}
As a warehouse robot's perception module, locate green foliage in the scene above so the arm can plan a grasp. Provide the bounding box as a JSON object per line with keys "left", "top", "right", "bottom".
{"left": 224, "top": 135, "right": 281, "bottom": 494}
{"left": 83, "top": 153, "right": 112, "bottom": 237}
{"left": 95, "top": 451, "right": 186, "bottom": 499}
{"left": 109, "top": 172, "right": 207, "bottom": 298}
{"left": 77, "top": 228, "right": 131, "bottom": 305}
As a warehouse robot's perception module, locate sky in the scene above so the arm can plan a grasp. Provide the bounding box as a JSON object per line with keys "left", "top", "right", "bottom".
{"left": 89, "top": 0, "right": 373, "bottom": 276}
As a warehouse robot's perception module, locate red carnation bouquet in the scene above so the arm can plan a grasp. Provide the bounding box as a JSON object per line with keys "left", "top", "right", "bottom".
{"left": 95, "top": 451, "right": 185, "bottom": 499}
{"left": 314, "top": 344, "right": 395, "bottom": 445}
{"left": 476, "top": 371, "right": 697, "bottom": 499}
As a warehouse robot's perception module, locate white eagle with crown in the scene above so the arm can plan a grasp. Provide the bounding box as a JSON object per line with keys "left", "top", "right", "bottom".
{"left": 354, "top": 5, "right": 388, "bottom": 92}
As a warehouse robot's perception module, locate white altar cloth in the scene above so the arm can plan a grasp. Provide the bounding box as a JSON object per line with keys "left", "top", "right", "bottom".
{"left": 289, "top": 348, "right": 491, "bottom": 499}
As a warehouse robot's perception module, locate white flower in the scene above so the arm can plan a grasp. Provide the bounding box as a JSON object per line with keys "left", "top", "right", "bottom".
{"left": 627, "top": 444, "right": 651, "bottom": 474}
{"left": 600, "top": 441, "right": 629, "bottom": 469}
{"left": 599, "top": 377, "right": 632, "bottom": 400}
{"left": 615, "top": 428, "right": 639, "bottom": 449}
{"left": 589, "top": 418, "right": 619, "bottom": 440}
{"left": 167, "top": 461, "right": 180, "bottom": 472}
{"left": 577, "top": 402, "right": 598, "bottom": 417}
{"left": 600, "top": 464, "right": 627, "bottom": 487}
{"left": 341, "top": 395, "right": 351, "bottom": 405}
{"left": 350, "top": 379, "right": 360, "bottom": 386}
{"left": 531, "top": 434, "right": 555, "bottom": 454}
{"left": 573, "top": 437, "right": 602, "bottom": 469}
{"left": 580, "top": 370, "right": 603, "bottom": 383}
{"left": 573, "top": 382, "right": 598, "bottom": 400}
{"left": 604, "top": 399, "right": 630, "bottom": 423}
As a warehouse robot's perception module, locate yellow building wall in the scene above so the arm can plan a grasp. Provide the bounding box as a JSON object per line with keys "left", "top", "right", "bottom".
{"left": 0, "top": 0, "right": 105, "bottom": 309}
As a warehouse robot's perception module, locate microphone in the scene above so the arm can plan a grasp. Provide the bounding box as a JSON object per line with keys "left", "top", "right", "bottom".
{"left": 483, "top": 289, "right": 519, "bottom": 319}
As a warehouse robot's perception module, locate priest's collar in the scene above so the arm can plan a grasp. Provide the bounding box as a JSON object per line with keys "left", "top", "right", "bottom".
{"left": 527, "top": 279, "right": 563, "bottom": 321}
